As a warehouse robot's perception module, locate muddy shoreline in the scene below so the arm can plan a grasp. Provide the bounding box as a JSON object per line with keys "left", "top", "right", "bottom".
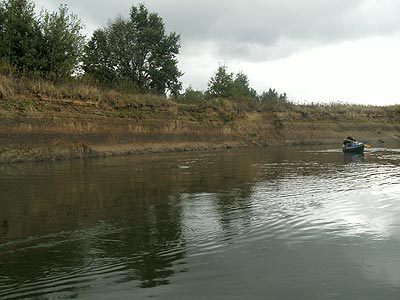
{"left": 1, "top": 110, "right": 399, "bottom": 163}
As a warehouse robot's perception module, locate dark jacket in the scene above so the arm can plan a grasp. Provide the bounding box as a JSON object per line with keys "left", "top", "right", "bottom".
{"left": 343, "top": 136, "right": 356, "bottom": 146}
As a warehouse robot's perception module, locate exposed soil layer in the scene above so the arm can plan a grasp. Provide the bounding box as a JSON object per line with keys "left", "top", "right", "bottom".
{"left": 0, "top": 97, "right": 399, "bottom": 163}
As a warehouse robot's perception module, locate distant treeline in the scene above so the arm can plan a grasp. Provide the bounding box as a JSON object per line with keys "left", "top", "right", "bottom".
{"left": 0, "top": 0, "right": 287, "bottom": 103}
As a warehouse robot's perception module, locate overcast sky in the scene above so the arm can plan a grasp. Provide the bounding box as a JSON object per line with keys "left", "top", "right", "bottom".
{"left": 34, "top": 0, "right": 400, "bottom": 105}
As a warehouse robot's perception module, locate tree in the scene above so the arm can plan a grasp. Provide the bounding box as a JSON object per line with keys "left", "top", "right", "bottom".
{"left": 0, "top": 0, "right": 40, "bottom": 73}
{"left": 206, "top": 65, "right": 234, "bottom": 98}
{"left": 207, "top": 66, "right": 258, "bottom": 101}
{"left": 179, "top": 86, "right": 205, "bottom": 103}
{"left": 83, "top": 29, "right": 115, "bottom": 84}
{"left": 38, "top": 5, "right": 85, "bottom": 79}
{"left": 0, "top": 0, "right": 84, "bottom": 78}
{"left": 231, "top": 71, "right": 257, "bottom": 100}
{"left": 83, "top": 3, "right": 182, "bottom": 95}
{"left": 259, "top": 88, "right": 288, "bottom": 103}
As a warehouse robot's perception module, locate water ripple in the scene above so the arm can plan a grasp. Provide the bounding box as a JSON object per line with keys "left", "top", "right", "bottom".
{"left": 1, "top": 147, "right": 400, "bottom": 299}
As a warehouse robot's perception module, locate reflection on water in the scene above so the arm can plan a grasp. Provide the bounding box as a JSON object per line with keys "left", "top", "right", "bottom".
{"left": 1, "top": 145, "right": 400, "bottom": 299}
{"left": 344, "top": 152, "right": 365, "bottom": 163}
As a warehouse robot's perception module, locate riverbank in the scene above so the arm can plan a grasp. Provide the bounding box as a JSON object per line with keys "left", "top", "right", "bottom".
{"left": 0, "top": 77, "right": 399, "bottom": 163}
{"left": 1, "top": 108, "right": 399, "bottom": 163}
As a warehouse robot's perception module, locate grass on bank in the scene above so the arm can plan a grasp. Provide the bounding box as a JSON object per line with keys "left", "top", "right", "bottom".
{"left": 0, "top": 74, "right": 399, "bottom": 122}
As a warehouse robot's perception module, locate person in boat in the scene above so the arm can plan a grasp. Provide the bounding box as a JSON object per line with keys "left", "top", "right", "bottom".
{"left": 343, "top": 135, "right": 357, "bottom": 147}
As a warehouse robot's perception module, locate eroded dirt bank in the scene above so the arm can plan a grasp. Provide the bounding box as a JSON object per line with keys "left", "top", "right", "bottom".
{"left": 1, "top": 107, "right": 399, "bottom": 163}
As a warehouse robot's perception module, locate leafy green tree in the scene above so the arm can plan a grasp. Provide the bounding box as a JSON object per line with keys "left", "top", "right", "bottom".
{"left": 38, "top": 5, "right": 85, "bottom": 79}
{"left": 179, "top": 86, "right": 205, "bottom": 103}
{"left": 0, "top": 0, "right": 40, "bottom": 73}
{"left": 207, "top": 66, "right": 258, "bottom": 101}
{"left": 0, "top": 0, "right": 84, "bottom": 78}
{"left": 259, "top": 88, "right": 288, "bottom": 103}
{"left": 231, "top": 71, "right": 257, "bottom": 100}
{"left": 83, "top": 3, "right": 182, "bottom": 95}
{"left": 0, "top": 3, "right": 4, "bottom": 42}
{"left": 206, "top": 65, "right": 234, "bottom": 98}
{"left": 82, "top": 29, "right": 115, "bottom": 84}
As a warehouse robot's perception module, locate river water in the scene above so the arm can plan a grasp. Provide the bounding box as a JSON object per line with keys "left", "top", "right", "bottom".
{"left": 1, "top": 145, "right": 400, "bottom": 300}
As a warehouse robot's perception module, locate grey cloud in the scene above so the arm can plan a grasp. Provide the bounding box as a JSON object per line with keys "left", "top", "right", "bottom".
{"left": 34, "top": 0, "right": 132, "bottom": 30}
{"left": 34, "top": 0, "right": 400, "bottom": 61}
{"left": 147, "top": 0, "right": 400, "bottom": 60}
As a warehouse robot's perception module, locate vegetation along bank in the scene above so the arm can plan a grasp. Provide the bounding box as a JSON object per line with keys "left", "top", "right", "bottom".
{"left": 0, "top": 0, "right": 399, "bottom": 163}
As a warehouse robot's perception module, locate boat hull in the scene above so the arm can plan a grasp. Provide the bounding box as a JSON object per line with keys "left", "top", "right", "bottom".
{"left": 342, "top": 144, "right": 365, "bottom": 154}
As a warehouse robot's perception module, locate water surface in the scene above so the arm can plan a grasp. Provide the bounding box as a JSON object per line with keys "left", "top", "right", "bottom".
{"left": 1, "top": 145, "right": 400, "bottom": 299}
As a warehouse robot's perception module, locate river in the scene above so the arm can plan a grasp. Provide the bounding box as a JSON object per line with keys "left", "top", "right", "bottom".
{"left": 1, "top": 145, "right": 400, "bottom": 299}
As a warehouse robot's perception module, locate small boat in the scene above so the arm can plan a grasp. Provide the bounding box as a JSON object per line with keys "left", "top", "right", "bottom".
{"left": 342, "top": 142, "right": 365, "bottom": 154}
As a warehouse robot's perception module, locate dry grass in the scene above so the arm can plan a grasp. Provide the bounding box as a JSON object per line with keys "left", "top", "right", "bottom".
{"left": 0, "top": 74, "right": 398, "bottom": 123}
{"left": 0, "top": 75, "right": 14, "bottom": 100}
{"left": 0, "top": 74, "right": 173, "bottom": 107}
{"left": 10, "top": 77, "right": 102, "bottom": 101}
